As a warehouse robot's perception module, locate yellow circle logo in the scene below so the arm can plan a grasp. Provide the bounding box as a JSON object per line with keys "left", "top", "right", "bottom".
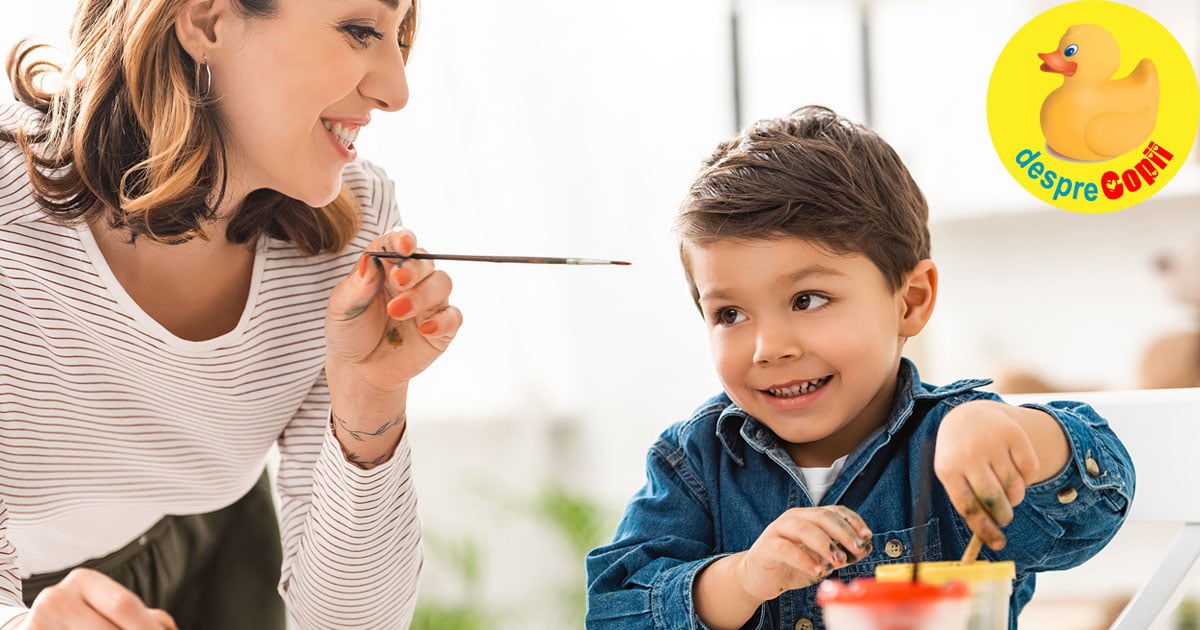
{"left": 987, "top": 1, "right": 1199, "bottom": 212}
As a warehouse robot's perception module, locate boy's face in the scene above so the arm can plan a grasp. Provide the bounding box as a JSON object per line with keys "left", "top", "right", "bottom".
{"left": 687, "top": 236, "right": 928, "bottom": 466}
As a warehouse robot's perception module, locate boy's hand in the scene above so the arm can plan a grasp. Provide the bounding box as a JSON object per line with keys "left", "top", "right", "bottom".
{"left": 737, "top": 506, "right": 872, "bottom": 600}
{"left": 695, "top": 506, "right": 873, "bottom": 630}
{"left": 935, "top": 401, "right": 1042, "bottom": 551}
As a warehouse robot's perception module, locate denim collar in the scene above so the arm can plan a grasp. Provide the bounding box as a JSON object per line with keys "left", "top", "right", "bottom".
{"left": 714, "top": 358, "right": 992, "bottom": 466}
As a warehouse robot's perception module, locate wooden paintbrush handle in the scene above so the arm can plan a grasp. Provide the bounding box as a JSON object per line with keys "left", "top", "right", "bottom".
{"left": 960, "top": 534, "right": 983, "bottom": 564}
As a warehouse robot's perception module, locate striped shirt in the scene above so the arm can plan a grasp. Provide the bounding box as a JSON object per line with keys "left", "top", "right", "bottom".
{"left": 0, "top": 102, "right": 421, "bottom": 629}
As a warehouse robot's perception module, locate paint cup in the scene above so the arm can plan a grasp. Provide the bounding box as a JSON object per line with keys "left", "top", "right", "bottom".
{"left": 816, "top": 577, "right": 971, "bottom": 630}
{"left": 876, "top": 561, "right": 1016, "bottom": 630}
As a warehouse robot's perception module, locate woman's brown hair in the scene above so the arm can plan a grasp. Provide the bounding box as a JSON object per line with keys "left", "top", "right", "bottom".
{"left": 676, "top": 105, "right": 930, "bottom": 300}
{"left": 3, "top": 0, "right": 418, "bottom": 254}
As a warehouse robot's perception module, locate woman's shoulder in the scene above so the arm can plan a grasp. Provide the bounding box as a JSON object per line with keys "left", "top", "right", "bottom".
{"left": 0, "top": 101, "right": 49, "bottom": 227}
{"left": 341, "top": 158, "right": 398, "bottom": 238}
{"left": 0, "top": 100, "right": 46, "bottom": 132}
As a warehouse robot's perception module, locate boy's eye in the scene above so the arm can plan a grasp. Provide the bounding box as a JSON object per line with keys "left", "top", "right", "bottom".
{"left": 342, "top": 23, "right": 386, "bottom": 49}
{"left": 716, "top": 308, "right": 746, "bottom": 326}
{"left": 793, "top": 293, "right": 830, "bottom": 311}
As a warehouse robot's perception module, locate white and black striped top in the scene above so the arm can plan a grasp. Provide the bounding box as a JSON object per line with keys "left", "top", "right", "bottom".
{"left": 0, "top": 102, "right": 421, "bottom": 629}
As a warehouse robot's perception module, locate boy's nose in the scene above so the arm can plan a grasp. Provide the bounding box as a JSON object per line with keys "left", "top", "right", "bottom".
{"left": 753, "top": 325, "right": 803, "bottom": 365}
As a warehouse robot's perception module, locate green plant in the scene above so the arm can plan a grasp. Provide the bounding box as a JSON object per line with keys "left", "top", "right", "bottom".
{"left": 511, "top": 483, "right": 615, "bottom": 627}
{"left": 1177, "top": 596, "right": 1200, "bottom": 630}
{"left": 411, "top": 536, "right": 491, "bottom": 630}
{"left": 420, "top": 480, "right": 615, "bottom": 629}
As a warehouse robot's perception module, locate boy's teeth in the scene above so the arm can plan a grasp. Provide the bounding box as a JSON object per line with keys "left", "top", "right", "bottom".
{"left": 768, "top": 376, "right": 829, "bottom": 397}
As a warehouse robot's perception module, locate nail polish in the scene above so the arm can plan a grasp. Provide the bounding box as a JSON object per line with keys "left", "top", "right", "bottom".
{"left": 388, "top": 298, "right": 413, "bottom": 319}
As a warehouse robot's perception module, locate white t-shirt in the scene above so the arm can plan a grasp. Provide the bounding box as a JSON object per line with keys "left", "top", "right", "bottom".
{"left": 799, "top": 455, "right": 849, "bottom": 504}
{"left": 0, "top": 101, "right": 420, "bottom": 630}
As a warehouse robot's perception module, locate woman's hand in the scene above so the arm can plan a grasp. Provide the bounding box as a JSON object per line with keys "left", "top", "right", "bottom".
{"left": 326, "top": 227, "right": 461, "bottom": 390}
{"left": 21, "top": 568, "right": 176, "bottom": 630}
{"left": 323, "top": 227, "right": 462, "bottom": 467}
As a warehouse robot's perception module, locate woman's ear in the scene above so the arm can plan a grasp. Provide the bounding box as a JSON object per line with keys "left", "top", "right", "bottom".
{"left": 898, "top": 259, "right": 938, "bottom": 337}
{"left": 174, "top": 0, "right": 226, "bottom": 62}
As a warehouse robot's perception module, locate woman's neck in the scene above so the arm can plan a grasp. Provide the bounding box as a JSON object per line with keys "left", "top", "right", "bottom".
{"left": 89, "top": 214, "right": 258, "bottom": 341}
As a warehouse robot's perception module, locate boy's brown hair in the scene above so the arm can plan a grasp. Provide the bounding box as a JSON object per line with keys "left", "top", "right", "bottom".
{"left": 676, "top": 105, "right": 930, "bottom": 302}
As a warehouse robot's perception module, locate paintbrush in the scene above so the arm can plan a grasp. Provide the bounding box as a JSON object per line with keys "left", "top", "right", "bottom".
{"left": 910, "top": 435, "right": 936, "bottom": 582}
{"left": 960, "top": 533, "right": 983, "bottom": 565}
{"left": 365, "top": 251, "right": 631, "bottom": 266}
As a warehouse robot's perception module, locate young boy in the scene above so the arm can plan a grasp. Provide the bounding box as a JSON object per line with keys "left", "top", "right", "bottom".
{"left": 585, "top": 106, "right": 1134, "bottom": 630}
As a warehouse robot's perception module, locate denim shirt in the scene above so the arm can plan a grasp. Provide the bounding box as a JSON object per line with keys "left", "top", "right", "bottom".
{"left": 586, "top": 359, "right": 1135, "bottom": 630}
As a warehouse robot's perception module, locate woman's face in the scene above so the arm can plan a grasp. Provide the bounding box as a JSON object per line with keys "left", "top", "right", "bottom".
{"left": 209, "top": 0, "right": 412, "bottom": 208}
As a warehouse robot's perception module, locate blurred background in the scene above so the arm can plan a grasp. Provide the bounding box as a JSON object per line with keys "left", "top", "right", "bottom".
{"left": 3, "top": 0, "right": 1200, "bottom": 628}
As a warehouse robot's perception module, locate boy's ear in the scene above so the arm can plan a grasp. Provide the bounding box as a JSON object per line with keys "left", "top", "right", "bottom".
{"left": 898, "top": 259, "right": 937, "bottom": 337}
{"left": 174, "top": 0, "right": 230, "bottom": 62}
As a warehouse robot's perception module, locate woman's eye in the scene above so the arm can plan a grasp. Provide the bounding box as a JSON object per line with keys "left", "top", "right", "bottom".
{"left": 793, "top": 293, "right": 830, "bottom": 311}
{"left": 716, "top": 308, "right": 746, "bottom": 326}
{"left": 342, "top": 24, "right": 385, "bottom": 49}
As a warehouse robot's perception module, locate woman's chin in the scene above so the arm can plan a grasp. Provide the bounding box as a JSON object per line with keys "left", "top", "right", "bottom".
{"left": 294, "top": 182, "right": 344, "bottom": 208}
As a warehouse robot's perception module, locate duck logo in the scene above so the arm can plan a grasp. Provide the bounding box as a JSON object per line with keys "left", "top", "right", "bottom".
{"left": 988, "top": 1, "right": 1198, "bottom": 213}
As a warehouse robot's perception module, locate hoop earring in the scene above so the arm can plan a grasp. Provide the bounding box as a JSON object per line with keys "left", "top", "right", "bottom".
{"left": 195, "top": 55, "right": 212, "bottom": 98}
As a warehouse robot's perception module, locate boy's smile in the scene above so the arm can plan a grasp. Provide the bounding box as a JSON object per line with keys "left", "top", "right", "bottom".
{"left": 687, "top": 236, "right": 934, "bottom": 467}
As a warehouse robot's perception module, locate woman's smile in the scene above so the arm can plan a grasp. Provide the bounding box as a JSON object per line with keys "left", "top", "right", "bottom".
{"left": 321, "top": 118, "right": 365, "bottom": 160}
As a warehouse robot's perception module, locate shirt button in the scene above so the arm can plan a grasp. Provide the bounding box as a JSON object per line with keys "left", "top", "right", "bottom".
{"left": 795, "top": 618, "right": 814, "bottom": 630}
{"left": 1085, "top": 456, "right": 1101, "bottom": 477}
{"left": 885, "top": 538, "right": 905, "bottom": 558}
{"left": 137, "top": 535, "right": 148, "bottom": 546}
{"left": 1057, "top": 486, "right": 1078, "bottom": 503}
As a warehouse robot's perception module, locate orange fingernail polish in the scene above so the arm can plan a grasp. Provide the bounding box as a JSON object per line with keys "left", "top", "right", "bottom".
{"left": 419, "top": 320, "right": 438, "bottom": 335}
{"left": 391, "top": 266, "right": 412, "bottom": 286}
{"left": 356, "top": 254, "right": 369, "bottom": 278}
{"left": 388, "top": 298, "right": 413, "bottom": 318}
{"left": 400, "top": 235, "right": 415, "bottom": 254}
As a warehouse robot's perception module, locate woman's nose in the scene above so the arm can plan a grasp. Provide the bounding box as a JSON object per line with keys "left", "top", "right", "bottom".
{"left": 360, "top": 42, "right": 410, "bottom": 112}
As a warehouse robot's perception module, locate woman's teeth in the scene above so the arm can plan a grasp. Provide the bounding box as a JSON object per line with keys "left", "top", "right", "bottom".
{"left": 323, "top": 121, "right": 359, "bottom": 148}
{"left": 767, "top": 376, "right": 831, "bottom": 397}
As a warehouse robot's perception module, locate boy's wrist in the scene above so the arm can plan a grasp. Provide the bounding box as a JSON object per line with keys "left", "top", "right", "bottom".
{"left": 1006, "top": 403, "right": 1070, "bottom": 483}
{"left": 695, "top": 553, "right": 764, "bottom": 630}
{"left": 732, "top": 553, "right": 770, "bottom": 605}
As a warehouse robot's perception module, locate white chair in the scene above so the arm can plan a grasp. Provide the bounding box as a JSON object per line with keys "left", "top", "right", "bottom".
{"left": 1009, "top": 387, "right": 1200, "bottom": 629}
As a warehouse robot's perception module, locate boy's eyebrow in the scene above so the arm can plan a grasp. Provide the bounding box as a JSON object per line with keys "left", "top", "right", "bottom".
{"left": 779, "top": 265, "right": 848, "bottom": 287}
{"left": 699, "top": 265, "right": 847, "bottom": 302}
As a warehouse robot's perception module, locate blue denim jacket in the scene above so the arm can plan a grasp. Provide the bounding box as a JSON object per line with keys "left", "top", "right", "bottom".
{"left": 586, "top": 359, "right": 1134, "bottom": 630}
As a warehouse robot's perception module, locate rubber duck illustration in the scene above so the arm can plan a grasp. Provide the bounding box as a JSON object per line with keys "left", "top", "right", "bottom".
{"left": 1038, "top": 24, "right": 1158, "bottom": 161}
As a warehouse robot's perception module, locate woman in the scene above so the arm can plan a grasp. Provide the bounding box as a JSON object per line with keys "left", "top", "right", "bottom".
{"left": 0, "top": 0, "right": 460, "bottom": 627}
